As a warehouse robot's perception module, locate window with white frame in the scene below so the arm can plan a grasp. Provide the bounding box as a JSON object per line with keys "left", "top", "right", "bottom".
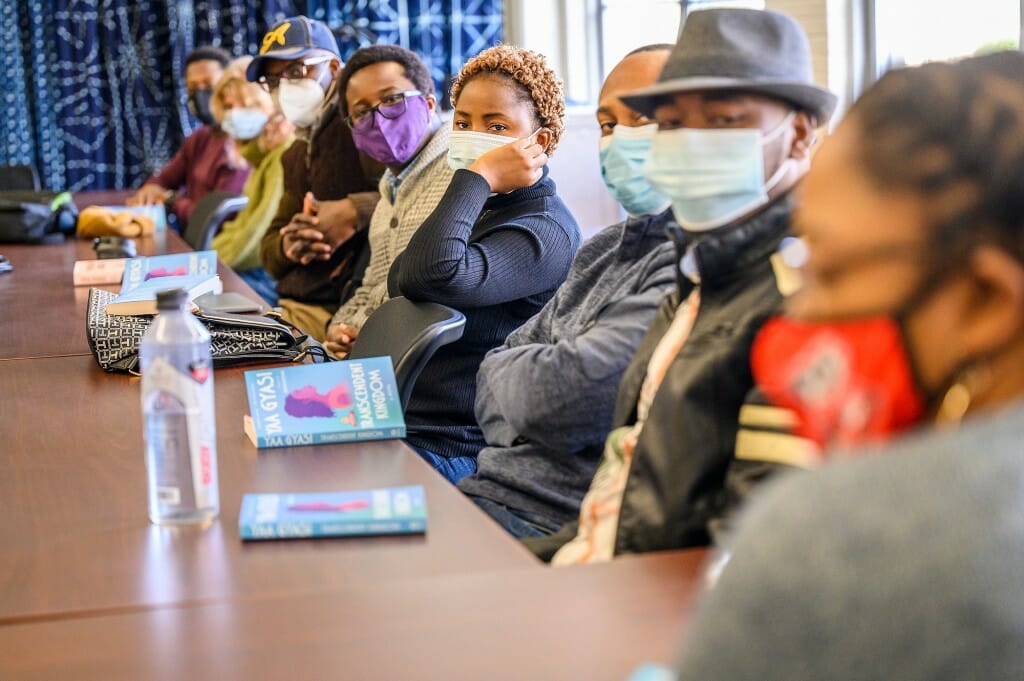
{"left": 598, "top": 0, "right": 766, "bottom": 84}
{"left": 873, "top": 0, "right": 1021, "bottom": 75}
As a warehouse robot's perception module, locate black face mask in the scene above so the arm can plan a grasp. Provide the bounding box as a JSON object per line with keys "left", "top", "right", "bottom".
{"left": 187, "top": 88, "right": 215, "bottom": 126}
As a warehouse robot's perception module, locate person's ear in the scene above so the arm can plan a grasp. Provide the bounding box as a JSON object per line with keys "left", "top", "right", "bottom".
{"left": 328, "top": 58, "right": 342, "bottom": 79}
{"left": 534, "top": 127, "right": 553, "bottom": 152}
{"left": 958, "top": 245, "right": 1024, "bottom": 362}
{"left": 424, "top": 94, "right": 438, "bottom": 113}
{"left": 788, "top": 111, "right": 816, "bottom": 161}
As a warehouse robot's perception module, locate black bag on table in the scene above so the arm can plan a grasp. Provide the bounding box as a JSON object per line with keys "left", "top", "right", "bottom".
{"left": 0, "top": 190, "right": 78, "bottom": 244}
{"left": 86, "top": 288, "right": 332, "bottom": 374}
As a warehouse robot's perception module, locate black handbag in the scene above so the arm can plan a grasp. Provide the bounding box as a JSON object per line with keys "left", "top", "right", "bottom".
{"left": 0, "top": 190, "right": 78, "bottom": 244}
{"left": 86, "top": 288, "right": 331, "bottom": 373}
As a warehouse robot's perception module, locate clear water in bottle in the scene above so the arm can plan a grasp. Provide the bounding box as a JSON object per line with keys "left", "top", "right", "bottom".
{"left": 140, "top": 288, "right": 219, "bottom": 525}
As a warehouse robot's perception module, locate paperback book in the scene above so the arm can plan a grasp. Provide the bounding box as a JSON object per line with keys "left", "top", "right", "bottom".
{"left": 239, "top": 485, "right": 427, "bottom": 540}
{"left": 120, "top": 250, "right": 218, "bottom": 293}
{"left": 104, "top": 273, "right": 222, "bottom": 316}
{"left": 243, "top": 356, "right": 405, "bottom": 448}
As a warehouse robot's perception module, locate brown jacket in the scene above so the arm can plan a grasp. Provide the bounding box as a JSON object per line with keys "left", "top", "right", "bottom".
{"left": 261, "top": 86, "right": 384, "bottom": 309}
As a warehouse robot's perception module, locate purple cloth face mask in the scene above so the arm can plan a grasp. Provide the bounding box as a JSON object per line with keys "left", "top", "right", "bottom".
{"left": 351, "top": 95, "right": 431, "bottom": 166}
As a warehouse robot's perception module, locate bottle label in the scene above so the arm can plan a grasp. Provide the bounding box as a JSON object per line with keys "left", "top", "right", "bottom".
{"left": 143, "top": 356, "right": 218, "bottom": 511}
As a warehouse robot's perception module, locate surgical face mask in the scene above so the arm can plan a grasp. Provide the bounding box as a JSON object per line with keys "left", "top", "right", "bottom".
{"left": 277, "top": 78, "right": 327, "bottom": 128}
{"left": 598, "top": 123, "right": 670, "bottom": 217}
{"left": 221, "top": 107, "right": 269, "bottom": 141}
{"left": 350, "top": 95, "right": 432, "bottom": 166}
{"left": 187, "top": 88, "right": 215, "bottom": 126}
{"left": 644, "top": 111, "right": 796, "bottom": 232}
{"left": 447, "top": 129, "right": 512, "bottom": 171}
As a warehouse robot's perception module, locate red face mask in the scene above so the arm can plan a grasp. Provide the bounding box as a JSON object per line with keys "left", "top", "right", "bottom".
{"left": 751, "top": 315, "right": 927, "bottom": 451}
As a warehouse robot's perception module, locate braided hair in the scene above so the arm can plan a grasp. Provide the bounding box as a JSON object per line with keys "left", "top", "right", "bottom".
{"left": 849, "top": 51, "right": 1024, "bottom": 263}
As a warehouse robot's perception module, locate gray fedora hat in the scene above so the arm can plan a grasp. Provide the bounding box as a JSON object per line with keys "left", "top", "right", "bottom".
{"left": 621, "top": 8, "right": 837, "bottom": 122}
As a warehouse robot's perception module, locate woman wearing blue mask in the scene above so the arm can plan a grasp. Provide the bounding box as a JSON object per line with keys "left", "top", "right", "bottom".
{"left": 209, "top": 57, "right": 295, "bottom": 304}
{"left": 385, "top": 45, "right": 581, "bottom": 484}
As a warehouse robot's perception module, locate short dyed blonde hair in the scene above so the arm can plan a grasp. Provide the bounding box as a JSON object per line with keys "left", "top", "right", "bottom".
{"left": 450, "top": 45, "right": 565, "bottom": 154}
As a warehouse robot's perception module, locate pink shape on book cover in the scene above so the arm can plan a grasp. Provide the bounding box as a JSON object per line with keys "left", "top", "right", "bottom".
{"left": 285, "top": 383, "right": 355, "bottom": 420}
{"left": 145, "top": 266, "right": 188, "bottom": 280}
{"left": 286, "top": 500, "right": 371, "bottom": 512}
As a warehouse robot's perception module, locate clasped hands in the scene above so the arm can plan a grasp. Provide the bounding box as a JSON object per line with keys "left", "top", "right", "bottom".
{"left": 281, "top": 193, "right": 358, "bottom": 265}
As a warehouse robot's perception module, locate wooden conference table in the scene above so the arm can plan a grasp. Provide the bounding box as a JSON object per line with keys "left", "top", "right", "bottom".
{"left": 0, "top": 212, "right": 708, "bottom": 678}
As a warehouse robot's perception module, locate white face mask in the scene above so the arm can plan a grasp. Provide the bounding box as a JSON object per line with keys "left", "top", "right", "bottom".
{"left": 643, "top": 111, "right": 796, "bottom": 232}
{"left": 447, "top": 129, "right": 513, "bottom": 170}
{"left": 277, "top": 78, "right": 327, "bottom": 129}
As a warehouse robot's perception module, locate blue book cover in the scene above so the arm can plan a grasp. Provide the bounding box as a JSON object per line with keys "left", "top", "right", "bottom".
{"left": 105, "top": 204, "right": 168, "bottom": 232}
{"left": 105, "top": 272, "right": 223, "bottom": 316}
{"left": 120, "top": 250, "right": 218, "bottom": 294}
{"left": 243, "top": 357, "right": 406, "bottom": 448}
{"left": 239, "top": 485, "right": 428, "bottom": 540}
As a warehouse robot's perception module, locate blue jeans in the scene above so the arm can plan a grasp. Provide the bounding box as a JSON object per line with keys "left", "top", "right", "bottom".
{"left": 238, "top": 267, "right": 279, "bottom": 306}
{"left": 406, "top": 442, "right": 477, "bottom": 484}
{"left": 469, "top": 495, "right": 560, "bottom": 539}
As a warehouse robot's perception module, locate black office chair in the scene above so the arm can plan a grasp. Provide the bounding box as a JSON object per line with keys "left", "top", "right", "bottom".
{"left": 0, "top": 164, "right": 40, "bottom": 191}
{"left": 348, "top": 296, "right": 466, "bottom": 410}
{"left": 183, "top": 191, "right": 249, "bottom": 250}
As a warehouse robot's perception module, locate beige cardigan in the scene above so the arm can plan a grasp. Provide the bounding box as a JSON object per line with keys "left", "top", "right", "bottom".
{"left": 330, "top": 124, "right": 454, "bottom": 329}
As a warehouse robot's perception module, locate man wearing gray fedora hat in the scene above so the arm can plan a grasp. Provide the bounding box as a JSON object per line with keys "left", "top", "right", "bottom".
{"left": 525, "top": 7, "right": 837, "bottom": 563}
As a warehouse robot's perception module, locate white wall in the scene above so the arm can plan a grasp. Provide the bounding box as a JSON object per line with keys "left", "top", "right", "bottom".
{"left": 547, "top": 106, "right": 625, "bottom": 240}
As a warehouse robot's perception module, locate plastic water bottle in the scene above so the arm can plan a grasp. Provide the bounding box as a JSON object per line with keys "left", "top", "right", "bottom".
{"left": 140, "top": 288, "right": 219, "bottom": 525}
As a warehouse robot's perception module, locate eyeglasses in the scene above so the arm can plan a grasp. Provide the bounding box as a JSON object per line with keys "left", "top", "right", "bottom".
{"left": 257, "top": 56, "right": 331, "bottom": 92}
{"left": 345, "top": 90, "right": 422, "bottom": 131}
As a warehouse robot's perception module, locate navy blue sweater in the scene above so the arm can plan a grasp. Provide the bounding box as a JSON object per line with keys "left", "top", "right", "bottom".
{"left": 388, "top": 167, "right": 581, "bottom": 460}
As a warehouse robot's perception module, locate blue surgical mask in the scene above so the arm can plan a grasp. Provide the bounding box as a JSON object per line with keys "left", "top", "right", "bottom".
{"left": 221, "top": 107, "right": 269, "bottom": 141}
{"left": 447, "top": 129, "right": 512, "bottom": 171}
{"left": 643, "top": 112, "right": 796, "bottom": 232}
{"left": 598, "top": 123, "right": 670, "bottom": 217}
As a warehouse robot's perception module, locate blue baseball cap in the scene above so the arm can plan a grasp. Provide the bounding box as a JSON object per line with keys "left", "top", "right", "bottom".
{"left": 246, "top": 16, "right": 340, "bottom": 82}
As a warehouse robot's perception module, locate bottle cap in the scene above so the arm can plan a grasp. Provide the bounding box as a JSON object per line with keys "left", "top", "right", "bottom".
{"left": 155, "top": 287, "right": 188, "bottom": 310}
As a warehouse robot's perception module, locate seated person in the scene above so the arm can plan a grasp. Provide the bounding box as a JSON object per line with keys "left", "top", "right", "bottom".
{"left": 526, "top": 8, "right": 836, "bottom": 562}
{"left": 456, "top": 45, "right": 679, "bottom": 537}
{"left": 673, "top": 50, "right": 1024, "bottom": 680}
{"left": 128, "top": 46, "right": 249, "bottom": 226}
{"left": 207, "top": 57, "right": 295, "bottom": 305}
{"left": 323, "top": 45, "right": 455, "bottom": 353}
{"left": 247, "top": 16, "right": 384, "bottom": 340}
{"left": 386, "top": 45, "right": 581, "bottom": 484}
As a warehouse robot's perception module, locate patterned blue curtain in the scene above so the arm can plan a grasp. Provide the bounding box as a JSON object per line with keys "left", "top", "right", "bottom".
{"left": 0, "top": 0, "right": 502, "bottom": 192}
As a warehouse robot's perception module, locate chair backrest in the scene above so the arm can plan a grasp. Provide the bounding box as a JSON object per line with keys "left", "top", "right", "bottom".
{"left": 0, "top": 164, "right": 40, "bottom": 191}
{"left": 348, "top": 296, "right": 466, "bottom": 410}
{"left": 183, "top": 191, "right": 249, "bottom": 250}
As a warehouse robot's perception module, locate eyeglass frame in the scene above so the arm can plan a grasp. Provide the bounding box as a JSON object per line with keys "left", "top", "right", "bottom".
{"left": 344, "top": 90, "right": 423, "bottom": 130}
{"left": 257, "top": 56, "right": 332, "bottom": 92}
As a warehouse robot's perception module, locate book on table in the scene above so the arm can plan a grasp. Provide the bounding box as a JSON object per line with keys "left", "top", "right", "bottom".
{"left": 120, "top": 250, "right": 218, "bottom": 291}
{"left": 238, "top": 485, "right": 427, "bottom": 540}
{"left": 103, "top": 273, "right": 222, "bottom": 315}
{"left": 243, "top": 356, "right": 406, "bottom": 448}
{"left": 102, "top": 250, "right": 221, "bottom": 315}
{"left": 74, "top": 249, "right": 218, "bottom": 287}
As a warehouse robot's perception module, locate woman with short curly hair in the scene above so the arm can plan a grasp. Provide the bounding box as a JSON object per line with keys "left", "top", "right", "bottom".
{"left": 387, "top": 44, "right": 582, "bottom": 484}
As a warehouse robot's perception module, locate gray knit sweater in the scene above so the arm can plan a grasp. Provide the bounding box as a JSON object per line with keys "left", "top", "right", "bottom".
{"left": 675, "top": 399, "right": 1024, "bottom": 680}
{"left": 458, "top": 209, "right": 678, "bottom": 528}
